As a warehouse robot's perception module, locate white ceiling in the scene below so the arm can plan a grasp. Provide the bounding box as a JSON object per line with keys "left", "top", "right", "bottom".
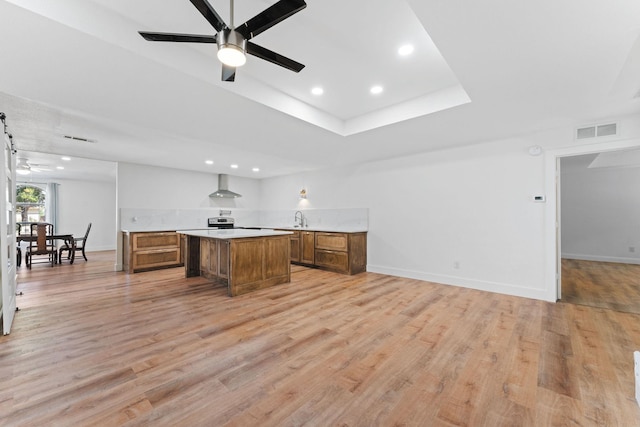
{"left": 1, "top": 0, "right": 639, "bottom": 181}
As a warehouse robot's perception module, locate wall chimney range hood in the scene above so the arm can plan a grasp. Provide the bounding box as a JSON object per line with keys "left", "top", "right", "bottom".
{"left": 209, "top": 174, "right": 242, "bottom": 198}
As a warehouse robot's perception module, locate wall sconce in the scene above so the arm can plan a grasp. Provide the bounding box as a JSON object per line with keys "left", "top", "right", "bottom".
{"left": 299, "top": 188, "right": 307, "bottom": 199}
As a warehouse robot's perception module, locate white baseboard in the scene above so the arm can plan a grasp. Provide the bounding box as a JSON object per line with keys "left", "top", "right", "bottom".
{"left": 86, "top": 246, "right": 116, "bottom": 252}
{"left": 366, "top": 264, "right": 552, "bottom": 302}
{"left": 561, "top": 253, "right": 640, "bottom": 265}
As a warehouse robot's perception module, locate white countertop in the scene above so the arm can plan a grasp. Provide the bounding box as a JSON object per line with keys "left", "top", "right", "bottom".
{"left": 265, "top": 226, "right": 368, "bottom": 233}
{"left": 123, "top": 226, "right": 368, "bottom": 233}
{"left": 178, "top": 229, "right": 294, "bottom": 239}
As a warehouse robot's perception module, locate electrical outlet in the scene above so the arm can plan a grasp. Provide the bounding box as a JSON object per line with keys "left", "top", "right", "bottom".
{"left": 630, "top": 246, "right": 636, "bottom": 253}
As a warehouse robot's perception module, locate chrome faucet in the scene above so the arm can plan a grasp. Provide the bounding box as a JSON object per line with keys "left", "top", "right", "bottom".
{"left": 294, "top": 211, "right": 304, "bottom": 227}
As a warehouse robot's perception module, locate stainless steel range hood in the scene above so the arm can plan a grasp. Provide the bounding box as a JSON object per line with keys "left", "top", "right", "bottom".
{"left": 209, "top": 174, "right": 242, "bottom": 198}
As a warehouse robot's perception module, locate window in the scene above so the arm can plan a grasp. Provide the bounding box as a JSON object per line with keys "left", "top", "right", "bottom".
{"left": 16, "top": 184, "right": 46, "bottom": 234}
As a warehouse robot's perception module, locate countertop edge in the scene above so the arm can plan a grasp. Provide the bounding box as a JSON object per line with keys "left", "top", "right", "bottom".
{"left": 123, "top": 227, "right": 368, "bottom": 233}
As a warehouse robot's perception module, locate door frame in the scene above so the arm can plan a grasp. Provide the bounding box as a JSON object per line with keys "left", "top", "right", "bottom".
{"left": 544, "top": 137, "right": 640, "bottom": 302}
{"left": 1, "top": 128, "right": 17, "bottom": 334}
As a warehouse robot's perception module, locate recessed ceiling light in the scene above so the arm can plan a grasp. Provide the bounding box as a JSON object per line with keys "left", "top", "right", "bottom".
{"left": 370, "top": 85, "right": 384, "bottom": 95}
{"left": 205, "top": 160, "right": 214, "bottom": 165}
{"left": 61, "top": 156, "right": 71, "bottom": 161}
{"left": 398, "top": 44, "right": 414, "bottom": 56}
{"left": 230, "top": 164, "right": 239, "bottom": 169}
{"left": 56, "top": 166, "right": 64, "bottom": 170}
{"left": 252, "top": 167, "right": 260, "bottom": 172}
{"left": 311, "top": 87, "right": 324, "bottom": 96}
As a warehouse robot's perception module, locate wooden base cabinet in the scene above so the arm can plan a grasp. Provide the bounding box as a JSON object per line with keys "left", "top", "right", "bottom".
{"left": 184, "top": 234, "right": 290, "bottom": 297}
{"left": 314, "top": 232, "right": 366, "bottom": 275}
{"left": 123, "top": 231, "right": 183, "bottom": 273}
{"left": 282, "top": 230, "right": 367, "bottom": 275}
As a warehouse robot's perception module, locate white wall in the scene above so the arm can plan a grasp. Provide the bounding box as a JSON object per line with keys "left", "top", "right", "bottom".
{"left": 117, "top": 162, "right": 260, "bottom": 210}
{"left": 261, "top": 112, "right": 640, "bottom": 302}
{"left": 115, "top": 162, "right": 261, "bottom": 269}
{"left": 260, "top": 138, "right": 549, "bottom": 300}
{"left": 56, "top": 178, "right": 117, "bottom": 251}
{"left": 561, "top": 164, "right": 640, "bottom": 264}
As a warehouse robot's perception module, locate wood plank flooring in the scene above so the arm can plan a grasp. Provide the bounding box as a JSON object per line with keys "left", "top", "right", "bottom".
{"left": 1, "top": 251, "right": 639, "bottom": 426}
{"left": 562, "top": 258, "right": 640, "bottom": 314}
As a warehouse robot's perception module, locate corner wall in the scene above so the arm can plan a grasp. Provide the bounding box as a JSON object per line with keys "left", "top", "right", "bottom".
{"left": 260, "top": 113, "right": 640, "bottom": 301}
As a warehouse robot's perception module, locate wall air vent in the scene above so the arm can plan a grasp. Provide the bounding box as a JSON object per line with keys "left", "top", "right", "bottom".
{"left": 62, "top": 134, "right": 97, "bottom": 143}
{"left": 576, "top": 126, "right": 596, "bottom": 139}
{"left": 576, "top": 123, "right": 617, "bottom": 140}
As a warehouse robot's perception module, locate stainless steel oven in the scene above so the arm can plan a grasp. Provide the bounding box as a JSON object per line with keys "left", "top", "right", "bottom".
{"left": 207, "top": 217, "right": 235, "bottom": 229}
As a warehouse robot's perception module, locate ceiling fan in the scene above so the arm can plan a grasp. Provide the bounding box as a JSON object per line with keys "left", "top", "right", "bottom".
{"left": 16, "top": 158, "right": 51, "bottom": 175}
{"left": 138, "top": 0, "right": 307, "bottom": 82}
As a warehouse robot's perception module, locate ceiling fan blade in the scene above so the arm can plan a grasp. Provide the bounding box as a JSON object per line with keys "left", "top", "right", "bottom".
{"left": 189, "top": 0, "right": 227, "bottom": 32}
{"left": 237, "top": 0, "right": 306, "bottom": 40}
{"left": 222, "top": 64, "right": 236, "bottom": 82}
{"left": 247, "top": 42, "right": 305, "bottom": 72}
{"left": 139, "top": 31, "right": 217, "bottom": 43}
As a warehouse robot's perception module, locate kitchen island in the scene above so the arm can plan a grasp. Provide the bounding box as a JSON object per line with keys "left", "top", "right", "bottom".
{"left": 179, "top": 229, "right": 293, "bottom": 296}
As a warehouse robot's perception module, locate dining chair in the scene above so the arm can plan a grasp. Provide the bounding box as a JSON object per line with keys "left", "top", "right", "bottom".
{"left": 26, "top": 222, "right": 56, "bottom": 268}
{"left": 59, "top": 222, "right": 92, "bottom": 263}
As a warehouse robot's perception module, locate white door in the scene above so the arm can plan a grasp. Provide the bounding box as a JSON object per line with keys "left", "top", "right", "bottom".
{"left": 1, "top": 129, "right": 17, "bottom": 334}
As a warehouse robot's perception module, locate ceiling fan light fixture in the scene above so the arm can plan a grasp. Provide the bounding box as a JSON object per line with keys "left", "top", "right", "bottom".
{"left": 217, "top": 29, "right": 247, "bottom": 67}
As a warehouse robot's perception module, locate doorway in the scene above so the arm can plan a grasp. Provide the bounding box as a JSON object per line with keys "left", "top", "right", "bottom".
{"left": 548, "top": 144, "right": 640, "bottom": 311}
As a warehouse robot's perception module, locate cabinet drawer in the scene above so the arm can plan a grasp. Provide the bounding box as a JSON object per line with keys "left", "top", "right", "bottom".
{"left": 315, "top": 232, "right": 348, "bottom": 251}
{"left": 133, "top": 232, "right": 180, "bottom": 251}
{"left": 132, "top": 248, "right": 181, "bottom": 271}
{"left": 314, "top": 249, "right": 349, "bottom": 273}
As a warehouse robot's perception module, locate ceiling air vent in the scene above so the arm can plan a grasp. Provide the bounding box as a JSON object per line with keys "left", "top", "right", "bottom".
{"left": 576, "top": 123, "right": 617, "bottom": 140}
{"left": 62, "top": 134, "right": 97, "bottom": 143}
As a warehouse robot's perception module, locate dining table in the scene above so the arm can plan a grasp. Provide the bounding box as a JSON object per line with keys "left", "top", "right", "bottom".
{"left": 16, "top": 233, "right": 76, "bottom": 266}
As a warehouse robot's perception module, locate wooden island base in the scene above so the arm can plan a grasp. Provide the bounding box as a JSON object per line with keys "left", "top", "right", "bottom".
{"left": 183, "top": 232, "right": 291, "bottom": 296}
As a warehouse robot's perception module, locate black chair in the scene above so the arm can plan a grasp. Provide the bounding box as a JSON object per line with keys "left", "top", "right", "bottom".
{"left": 26, "top": 223, "right": 56, "bottom": 268}
{"left": 59, "top": 223, "right": 91, "bottom": 262}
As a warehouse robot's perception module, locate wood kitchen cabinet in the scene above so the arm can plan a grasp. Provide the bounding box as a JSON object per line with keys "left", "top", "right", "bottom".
{"left": 314, "top": 232, "right": 367, "bottom": 275}
{"left": 289, "top": 230, "right": 301, "bottom": 262}
{"left": 183, "top": 232, "right": 291, "bottom": 297}
{"left": 123, "top": 231, "right": 183, "bottom": 273}
{"left": 276, "top": 229, "right": 366, "bottom": 275}
{"left": 300, "top": 230, "right": 315, "bottom": 264}
{"left": 277, "top": 229, "right": 313, "bottom": 264}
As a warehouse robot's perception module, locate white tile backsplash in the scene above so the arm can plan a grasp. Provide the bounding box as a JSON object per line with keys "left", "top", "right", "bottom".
{"left": 120, "top": 207, "right": 368, "bottom": 232}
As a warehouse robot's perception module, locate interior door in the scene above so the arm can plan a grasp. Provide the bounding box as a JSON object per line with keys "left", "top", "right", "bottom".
{"left": 1, "top": 129, "right": 17, "bottom": 334}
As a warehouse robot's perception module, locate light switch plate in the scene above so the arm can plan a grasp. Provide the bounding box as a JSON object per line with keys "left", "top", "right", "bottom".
{"left": 635, "top": 351, "right": 640, "bottom": 407}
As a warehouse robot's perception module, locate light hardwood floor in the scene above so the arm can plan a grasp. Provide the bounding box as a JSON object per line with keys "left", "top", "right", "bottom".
{"left": 1, "top": 251, "right": 639, "bottom": 426}
{"left": 562, "top": 258, "right": 640, "bottom": 314}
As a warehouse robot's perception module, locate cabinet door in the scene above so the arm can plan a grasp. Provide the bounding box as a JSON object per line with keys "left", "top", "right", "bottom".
{"left": 301, "top": 231, "right": 315, "bottom": 264}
